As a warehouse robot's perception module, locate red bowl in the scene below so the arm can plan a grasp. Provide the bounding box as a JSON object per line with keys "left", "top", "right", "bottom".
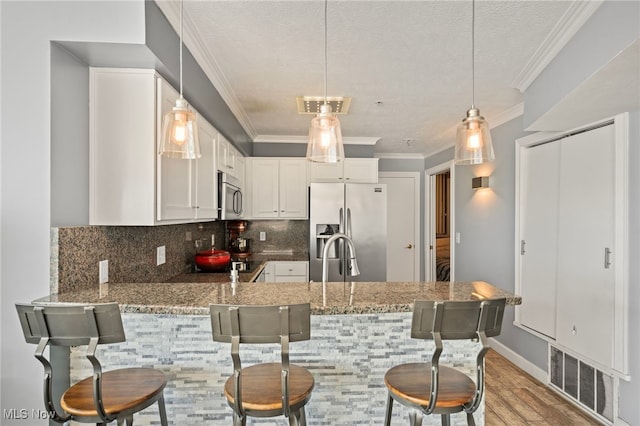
{"left": 194, "top": 249, "right": 231, "bottom": 272}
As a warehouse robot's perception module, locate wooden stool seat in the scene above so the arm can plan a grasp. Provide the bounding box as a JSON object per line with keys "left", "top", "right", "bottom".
{"left": 224, "top": 363, "right": 314, "bottom": 411}
{"left": 384, "top": 363, "right": 475, "bottom": 409}
{"left": 62, "top": 368, "right": 167, "bottom": 418}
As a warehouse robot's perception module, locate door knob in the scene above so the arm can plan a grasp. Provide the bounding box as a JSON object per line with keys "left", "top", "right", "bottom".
{"left": 406, "top": 244, "right": 413, "bottom": 249}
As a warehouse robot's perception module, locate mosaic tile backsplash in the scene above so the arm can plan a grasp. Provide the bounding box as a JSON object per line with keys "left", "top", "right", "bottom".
{"left": 52, "top": 220, "right": 309, "bottom": 293}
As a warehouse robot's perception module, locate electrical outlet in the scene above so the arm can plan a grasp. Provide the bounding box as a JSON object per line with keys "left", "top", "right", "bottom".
{"left": 455, "top": 232, "right": 461, "bottom": 244}
{"left": 260, "top": 231, "right": 266, "bottom": 241}
{"left": 99, "top": 260, "right": 109, "bottom": 284}
{"left": 186, "top": 231, "right": 192, "bottom": 241}
{"left": 157, "top": 246, "right": 166, "bottom": 266}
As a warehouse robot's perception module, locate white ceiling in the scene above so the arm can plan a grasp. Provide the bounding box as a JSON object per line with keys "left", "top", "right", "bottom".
{"left": 156, "top": 0, "right": 604, "bottom": 158}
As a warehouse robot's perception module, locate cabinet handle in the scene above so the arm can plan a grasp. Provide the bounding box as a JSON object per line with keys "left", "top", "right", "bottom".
{"left": 520, "top": 240, "right": 526, "bottom": 255}
{"left": 406, "top": 244, "right": 413, "bottom": 249}
{"left": 604, "top": 247, "right": 612, "bottom": 269}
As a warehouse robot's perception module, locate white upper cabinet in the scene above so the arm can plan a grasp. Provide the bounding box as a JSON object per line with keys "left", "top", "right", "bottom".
{"left": 308, "top": 158, "right": 378, "bottom": 183}
{"left": 248, "top": 158, "right": 308, "bottom": 219}
{"left": 89, "top": 68, "right": 217, "bottom": 225}
{"left": 216, "top": 133, "right": 244, "bottom": 180}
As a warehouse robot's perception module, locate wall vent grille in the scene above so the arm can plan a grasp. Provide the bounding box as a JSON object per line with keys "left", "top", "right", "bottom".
{"left": 549, "top": 345, "right": 614, "bottom": 424}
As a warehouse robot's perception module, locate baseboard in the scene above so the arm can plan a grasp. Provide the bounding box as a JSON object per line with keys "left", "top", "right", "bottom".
{"left": 489, "top": 338, "right": 547, "bottom": 383}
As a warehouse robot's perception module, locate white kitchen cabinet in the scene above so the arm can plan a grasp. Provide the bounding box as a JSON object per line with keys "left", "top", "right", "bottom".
{"left": 308, "top": 158, "right": 378, "bottom": 183}
{"left": 89, "top": 68, "right": 217, "bottom": 225}
{"left": 516, "top": 116, "right": 628, "bottom": 375}
{"left": 248, "top": 158, "right": 308, "bottom": 219}
{"left": 260, "top": 261, "right": 309, "bottom": 283}
{"left": 216, "top": 134, "right": 244, "bottom": 180}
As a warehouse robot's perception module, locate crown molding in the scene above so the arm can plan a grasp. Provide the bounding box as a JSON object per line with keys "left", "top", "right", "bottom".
{"left": 253, "top": 135, "right": 380, "bottom": 145}
{"left": 374, "top": 153, "right": 426, "bottom": 160}
{"left": 512, "top": 1, "right": 603, "bottom": 92}
{"left": 490, "top": 102, "right": 524, "bottom": 129}
{"left": 161, "top": 2, "right": 258, "bottom": 139}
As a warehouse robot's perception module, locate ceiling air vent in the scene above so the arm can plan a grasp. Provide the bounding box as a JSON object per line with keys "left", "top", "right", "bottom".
{"left": 296, "top": 96, "right": 351, "bottom": 114}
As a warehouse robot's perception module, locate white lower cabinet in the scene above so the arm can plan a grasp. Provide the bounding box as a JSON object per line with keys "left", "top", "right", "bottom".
{"left": 516, "top": 116, "right": 627, "bottom": 375}
{"left": 261, "top": 261, "right": 309, "bottom": 283}
{"left": 89, "top": 68, "right": 217, "bottom": 225}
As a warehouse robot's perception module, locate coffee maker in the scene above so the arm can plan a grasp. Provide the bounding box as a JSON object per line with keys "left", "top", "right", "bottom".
{"left": 226, "top": 220, "right": 251, "bottom": 259}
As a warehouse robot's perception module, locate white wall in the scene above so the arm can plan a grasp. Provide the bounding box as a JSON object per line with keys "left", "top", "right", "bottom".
{"left": 0, "top": 1, "right": 146, "bottom": 422}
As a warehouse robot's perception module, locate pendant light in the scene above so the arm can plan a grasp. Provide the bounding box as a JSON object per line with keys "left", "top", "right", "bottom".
{"left": 455, "top": 0, "right": 494, "bottom": 165}
{"left": 159, "top": 0, "right": 201, "bottom": 160}
{"left": 306, "top": 0, "right": 345, "bottom": 163}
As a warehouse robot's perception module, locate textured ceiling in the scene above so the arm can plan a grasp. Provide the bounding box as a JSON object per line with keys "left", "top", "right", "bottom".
{"left": 156, "top": 0, "right": 600, "bottom": 157}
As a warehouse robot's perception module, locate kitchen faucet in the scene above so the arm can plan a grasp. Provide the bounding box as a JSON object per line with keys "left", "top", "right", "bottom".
{"left": 321, "top": 233, "right": 360, "bottom": 305}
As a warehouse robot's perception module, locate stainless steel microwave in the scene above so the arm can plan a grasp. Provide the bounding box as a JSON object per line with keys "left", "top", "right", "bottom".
{"left": 218, "top": 172, "right": 243, "bottom": 220}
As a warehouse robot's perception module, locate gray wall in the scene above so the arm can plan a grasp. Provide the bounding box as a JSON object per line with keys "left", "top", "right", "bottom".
{"left": 524, "top": 0, "right": 640, "bottom": 129}
{"left": 50, "top": 43, "right": 90, "bottom": 227}
{"left": 453, "top": 117, "right": 548, "bottom": 371}
{"left": 252, "top": 142, "right": 375, "bottom": 158}
{"left": 522, "top": 2, "right": 640, "bottom": 422}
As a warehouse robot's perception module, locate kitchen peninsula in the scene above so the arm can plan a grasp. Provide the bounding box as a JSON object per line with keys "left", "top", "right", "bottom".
{"left": 35, "top": 279, "right": 519, "bottom": 425}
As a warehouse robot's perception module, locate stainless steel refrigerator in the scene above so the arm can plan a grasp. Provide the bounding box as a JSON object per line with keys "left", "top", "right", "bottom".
{"left": 309, "top": 182, "right": 387, "bottom": 282}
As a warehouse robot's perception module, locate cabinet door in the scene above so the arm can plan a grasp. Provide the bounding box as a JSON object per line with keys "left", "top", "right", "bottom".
{"left": 90, "top": 68, "right": 157, "bottom": 225}
{"left": 216, "top": 135, "right": 230, "bottom": 172}
{"left": 519, "top": 142, "right": 560, "bottom": 338}
{"left": 279, "top": 159, "right": 308, "bottom": 218}
{"left": 308, "top": 162, "right": 343, "bottom": 182}
{"left": 157, "top": 79, "right": 195, "bottom": 221}
{"left": 556, "top": 125, "right": 615, "bottom": 367}
{"left": 344, "top": 158, "right": 378, "bottom": 183}
{"left": 194, "top": 118, "right": 217, "bottom": 219}
{"left": 251, "top": 159, "right": 279, "bottom": 218}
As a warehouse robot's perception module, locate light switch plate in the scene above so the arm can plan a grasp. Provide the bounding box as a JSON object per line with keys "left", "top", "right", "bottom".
{"left": 157, "top": 246, "right": 166, "bottom": 265}
{"left": 260, "top": 231, "right": 266, "bottom": 241}
{"left": 99, "top": 260, "right": 109, "bottom": 284}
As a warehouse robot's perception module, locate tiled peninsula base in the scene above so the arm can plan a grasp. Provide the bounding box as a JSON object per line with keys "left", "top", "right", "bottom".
{"left": 70, "top": 312, "right": 484, "bottom": 425}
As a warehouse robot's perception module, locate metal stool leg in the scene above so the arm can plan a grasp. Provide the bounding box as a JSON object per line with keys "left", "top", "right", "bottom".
{"left": 441, "top": 413, "right": 451, "bottom": 426}
{"left": 300, "top": 407, "right": 307, "bottom": 426}
{"left": 409, "top": 411, "right": 423, "bottom": 426}
{"left": 466, "top": 412, "right": 476, "bottom": 426}
{"left": 158, "top": 394, "right": 168, "bottom": 426}
{"left": 384, "top": 393, "right": 394, "bottom": 426}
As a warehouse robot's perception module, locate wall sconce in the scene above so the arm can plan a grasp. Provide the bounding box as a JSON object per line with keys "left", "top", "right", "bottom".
{"left": 472, "top": 176, "right": 490, "bottom": 190}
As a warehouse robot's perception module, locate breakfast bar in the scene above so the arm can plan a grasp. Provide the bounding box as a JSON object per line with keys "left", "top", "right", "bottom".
{"left": 35, "top": 280, "right": 520, "bottom": 425}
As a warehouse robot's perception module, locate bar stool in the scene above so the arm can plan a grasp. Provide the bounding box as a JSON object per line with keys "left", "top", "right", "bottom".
{"left": 383, "top": 298, "right": 506, "bottom": 426}
{"left": 210, "top": 303, "right": 314, "bottom": 426}
{"left": 16, "top": 303, "right": 168, "bottom": 426}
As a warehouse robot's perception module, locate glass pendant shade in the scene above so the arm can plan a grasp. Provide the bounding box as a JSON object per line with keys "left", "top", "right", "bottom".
{"left": 455, "top": 107, "right": 494, "bottom": 165}
{"left": 306, "top": 103, "right": 345, "bottom": 163}
{"left": 160, "top": 97, "right": 201, "bottom": 160}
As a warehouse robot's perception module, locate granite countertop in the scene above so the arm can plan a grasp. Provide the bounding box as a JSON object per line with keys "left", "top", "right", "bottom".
{"left": 36, "top": 280, "right": 521, "bottom": 316}
{"left": 170, "top": 252, "right": 310, "bottom": 284}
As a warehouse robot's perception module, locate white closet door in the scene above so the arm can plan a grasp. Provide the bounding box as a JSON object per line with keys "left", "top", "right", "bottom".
{"left": 556, "top": 124, "right": 615, "bottom": 367}
{"left": 519, "top": 142, "right": 560, "bottom": 338}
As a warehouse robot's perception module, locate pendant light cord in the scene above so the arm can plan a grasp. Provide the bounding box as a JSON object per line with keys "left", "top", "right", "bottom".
{"left": 471, "top": 0, "right": 475, "bottom": 109}
{"left": 323, "top": 0, "right": 328, "bottom": 104}
{"left": 179, "top": 0, "right": 184, "bottom": 98}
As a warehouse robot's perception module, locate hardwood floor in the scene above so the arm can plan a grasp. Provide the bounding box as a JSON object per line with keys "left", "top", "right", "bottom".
{"left": 485, "top": 349, "right": 603, "bottom": 425}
